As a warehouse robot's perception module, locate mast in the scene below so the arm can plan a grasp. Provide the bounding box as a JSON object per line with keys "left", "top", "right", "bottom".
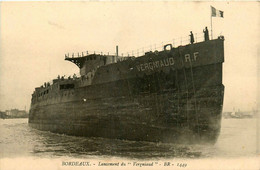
{"left": 116, "top": 45, "right": 118, "bottom": 62}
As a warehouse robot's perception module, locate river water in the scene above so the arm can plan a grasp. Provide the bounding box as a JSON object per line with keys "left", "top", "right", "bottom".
{"left": 0, "top": 118, "right": 258, "bottom": 160}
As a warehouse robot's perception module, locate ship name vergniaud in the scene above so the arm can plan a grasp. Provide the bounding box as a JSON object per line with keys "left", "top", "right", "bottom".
{"left": 136, "top": 57, "right": 175, "bottom": 72}
{"left": 136, "top": 52, "right": 199, "bottom": 72}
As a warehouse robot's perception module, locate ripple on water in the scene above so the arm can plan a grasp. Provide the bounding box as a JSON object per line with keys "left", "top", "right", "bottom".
{"left": 0, "top": 118, "right": 257, "bottom": 159}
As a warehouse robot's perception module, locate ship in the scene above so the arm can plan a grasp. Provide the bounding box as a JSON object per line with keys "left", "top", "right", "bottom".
{"left": 29, "top": 35, "right": 225, "bottom": 144}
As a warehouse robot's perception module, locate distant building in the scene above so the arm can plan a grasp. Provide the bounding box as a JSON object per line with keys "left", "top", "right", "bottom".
{"left": 0, "top": 111, "right": 7, "bottom": 119}
{"left": 4, "top": 109, "right": 28, "bottom": 118}
{"left": 222, "top": 110, "right": 257, "bottom": 119}
{"left": 222, "top": 112, "right": 232, "bottom": 118}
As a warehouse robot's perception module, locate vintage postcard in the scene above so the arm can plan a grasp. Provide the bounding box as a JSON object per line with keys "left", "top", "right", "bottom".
{"left": 0, "top": 1, "right": 259, "bottom": 170}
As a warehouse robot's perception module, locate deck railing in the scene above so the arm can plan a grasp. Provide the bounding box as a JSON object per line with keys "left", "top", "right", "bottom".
{"left": 65, "top": 31, "right": 216, "bottom": 59}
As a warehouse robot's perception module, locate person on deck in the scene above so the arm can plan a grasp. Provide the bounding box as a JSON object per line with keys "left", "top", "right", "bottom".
{"left": 190, "top": 31, "right": 194, "bottom": 44}
{"left": 203, "top": 27, "right": 209, "bottom": 41}
{"left": 73, "top": 73, "right": 77, "bottom": 79}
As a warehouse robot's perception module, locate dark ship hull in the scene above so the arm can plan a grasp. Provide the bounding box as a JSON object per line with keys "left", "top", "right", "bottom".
{"left": 29, "top": 38, "right": 224, "bottom": 144}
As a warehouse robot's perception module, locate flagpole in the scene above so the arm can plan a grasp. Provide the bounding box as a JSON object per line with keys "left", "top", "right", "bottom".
{"left": 210, "top": 10, "right": 213, "bottom": 39}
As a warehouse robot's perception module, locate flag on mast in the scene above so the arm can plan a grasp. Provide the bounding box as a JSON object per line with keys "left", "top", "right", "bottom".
{"left": 211, "top": 6, "right": 224, "bottom": 18}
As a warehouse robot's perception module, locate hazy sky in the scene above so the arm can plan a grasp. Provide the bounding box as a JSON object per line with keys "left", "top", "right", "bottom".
{"left": 0, "top": 2, "right": 259, "bottom": 112}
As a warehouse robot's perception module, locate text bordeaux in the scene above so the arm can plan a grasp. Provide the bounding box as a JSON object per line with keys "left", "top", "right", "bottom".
{"left": 136, "top": 57, "right": 175, "bottom": 72}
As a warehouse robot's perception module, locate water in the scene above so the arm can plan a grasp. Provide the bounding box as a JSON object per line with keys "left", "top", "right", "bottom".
{"left": 0, "top": 118, "right": 258, "bottom": 159}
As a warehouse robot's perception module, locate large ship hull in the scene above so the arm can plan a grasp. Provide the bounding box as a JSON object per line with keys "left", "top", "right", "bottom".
{"left": 29, "top": 38, "right": 225, "bottom": 143}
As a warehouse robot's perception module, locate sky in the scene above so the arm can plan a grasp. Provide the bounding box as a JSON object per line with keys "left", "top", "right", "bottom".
{"left": 0, "top": 1, "right": 259, "bottom": 112}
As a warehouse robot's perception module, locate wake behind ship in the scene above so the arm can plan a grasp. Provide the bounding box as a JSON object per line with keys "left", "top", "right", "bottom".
{"left": 29, "top": 35, "right": 225, "bottom": 144}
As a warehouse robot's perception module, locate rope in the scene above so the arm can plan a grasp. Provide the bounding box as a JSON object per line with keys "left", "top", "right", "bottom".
{"left": 175, "top": 69, "right": 180, "bottom": 127}
{"left": 188, "top": 56, "right": 200, "bottom": 135}
{"left": 178, "top": 47, "right": 189, "bottom": 127}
